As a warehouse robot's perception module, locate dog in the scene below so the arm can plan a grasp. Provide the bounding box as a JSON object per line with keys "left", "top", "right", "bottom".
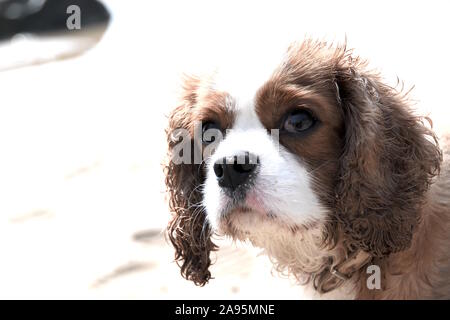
{"left": 164, "top": 39, "right": 450, "bottom": 299}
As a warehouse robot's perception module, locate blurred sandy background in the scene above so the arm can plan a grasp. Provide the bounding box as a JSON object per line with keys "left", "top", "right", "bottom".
{"left": 0, "top": 0, "right": 449, "bottom": 299}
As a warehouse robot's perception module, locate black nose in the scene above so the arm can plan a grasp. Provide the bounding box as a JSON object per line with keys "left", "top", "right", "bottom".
{"left": 213, "top": 152, "right": 259, "bottom": 190}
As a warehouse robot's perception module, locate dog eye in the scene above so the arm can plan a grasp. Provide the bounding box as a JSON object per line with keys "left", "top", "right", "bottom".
{"left": 282, "top": 109, "right": 316, "bottom": 133}
{"left": 202, "top": 121, "right": 221, "bottom": 144}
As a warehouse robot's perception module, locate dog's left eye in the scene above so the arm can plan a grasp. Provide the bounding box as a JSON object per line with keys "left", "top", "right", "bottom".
{"left": 282, "top": 109, "right": 317, "bottom": 133}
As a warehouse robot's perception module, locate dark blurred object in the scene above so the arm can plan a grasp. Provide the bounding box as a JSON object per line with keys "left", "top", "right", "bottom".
{"left": 0, "top": 0, "right": 110, "bottom": 41}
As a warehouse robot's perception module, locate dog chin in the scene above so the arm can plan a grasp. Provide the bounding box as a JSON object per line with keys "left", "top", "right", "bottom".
{"left": 214, "top": 203, "right": 315, "bottom": 242}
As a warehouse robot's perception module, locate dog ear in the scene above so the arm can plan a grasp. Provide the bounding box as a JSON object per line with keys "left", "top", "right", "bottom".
{"left": 334, "top": 58, "right": 442, "bottom": 257}
{"left": 165, "top": 75, "right": 217, "bottom": 286}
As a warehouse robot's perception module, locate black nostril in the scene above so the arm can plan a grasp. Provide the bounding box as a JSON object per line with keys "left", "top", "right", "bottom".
{"left": 213, "top": 152, "right": 259, "bottom": 190}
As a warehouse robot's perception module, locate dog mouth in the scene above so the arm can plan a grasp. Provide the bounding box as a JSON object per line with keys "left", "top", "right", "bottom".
{"left": 215, "top": 195, "right": 293, "bottom": 237}
{"left": 216, "top": 205, "right": 271, "bottom": 237}
{"left": 215, "top": 192, "right": 320, "bottom": 238}
{"left": 217, "top": 205, "right": 316, "bottom": 241}
{"left": 229, "top": 204, "right": 275, "bottom": 220}
{"left": 221, "top": 192, "right": 271, "bottom": 219}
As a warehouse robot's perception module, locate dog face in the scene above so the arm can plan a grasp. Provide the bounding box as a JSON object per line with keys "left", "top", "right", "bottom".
{"left": 165, "top": 40, "right": 441, "bottom": 287}
{"left": 202, "top": 70, "right": 342, "bottom": 237}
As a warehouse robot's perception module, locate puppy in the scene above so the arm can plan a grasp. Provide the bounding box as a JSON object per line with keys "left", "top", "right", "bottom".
{"left": 164, "top": 40, "right": 449, "bottom": 299}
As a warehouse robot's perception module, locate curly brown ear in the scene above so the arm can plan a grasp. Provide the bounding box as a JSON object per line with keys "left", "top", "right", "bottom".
{"left": 334, "top": 57, "right": 442, "bottom": 257}
{"left": 164, "top": 76, "right": 217, "bottom": 286}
